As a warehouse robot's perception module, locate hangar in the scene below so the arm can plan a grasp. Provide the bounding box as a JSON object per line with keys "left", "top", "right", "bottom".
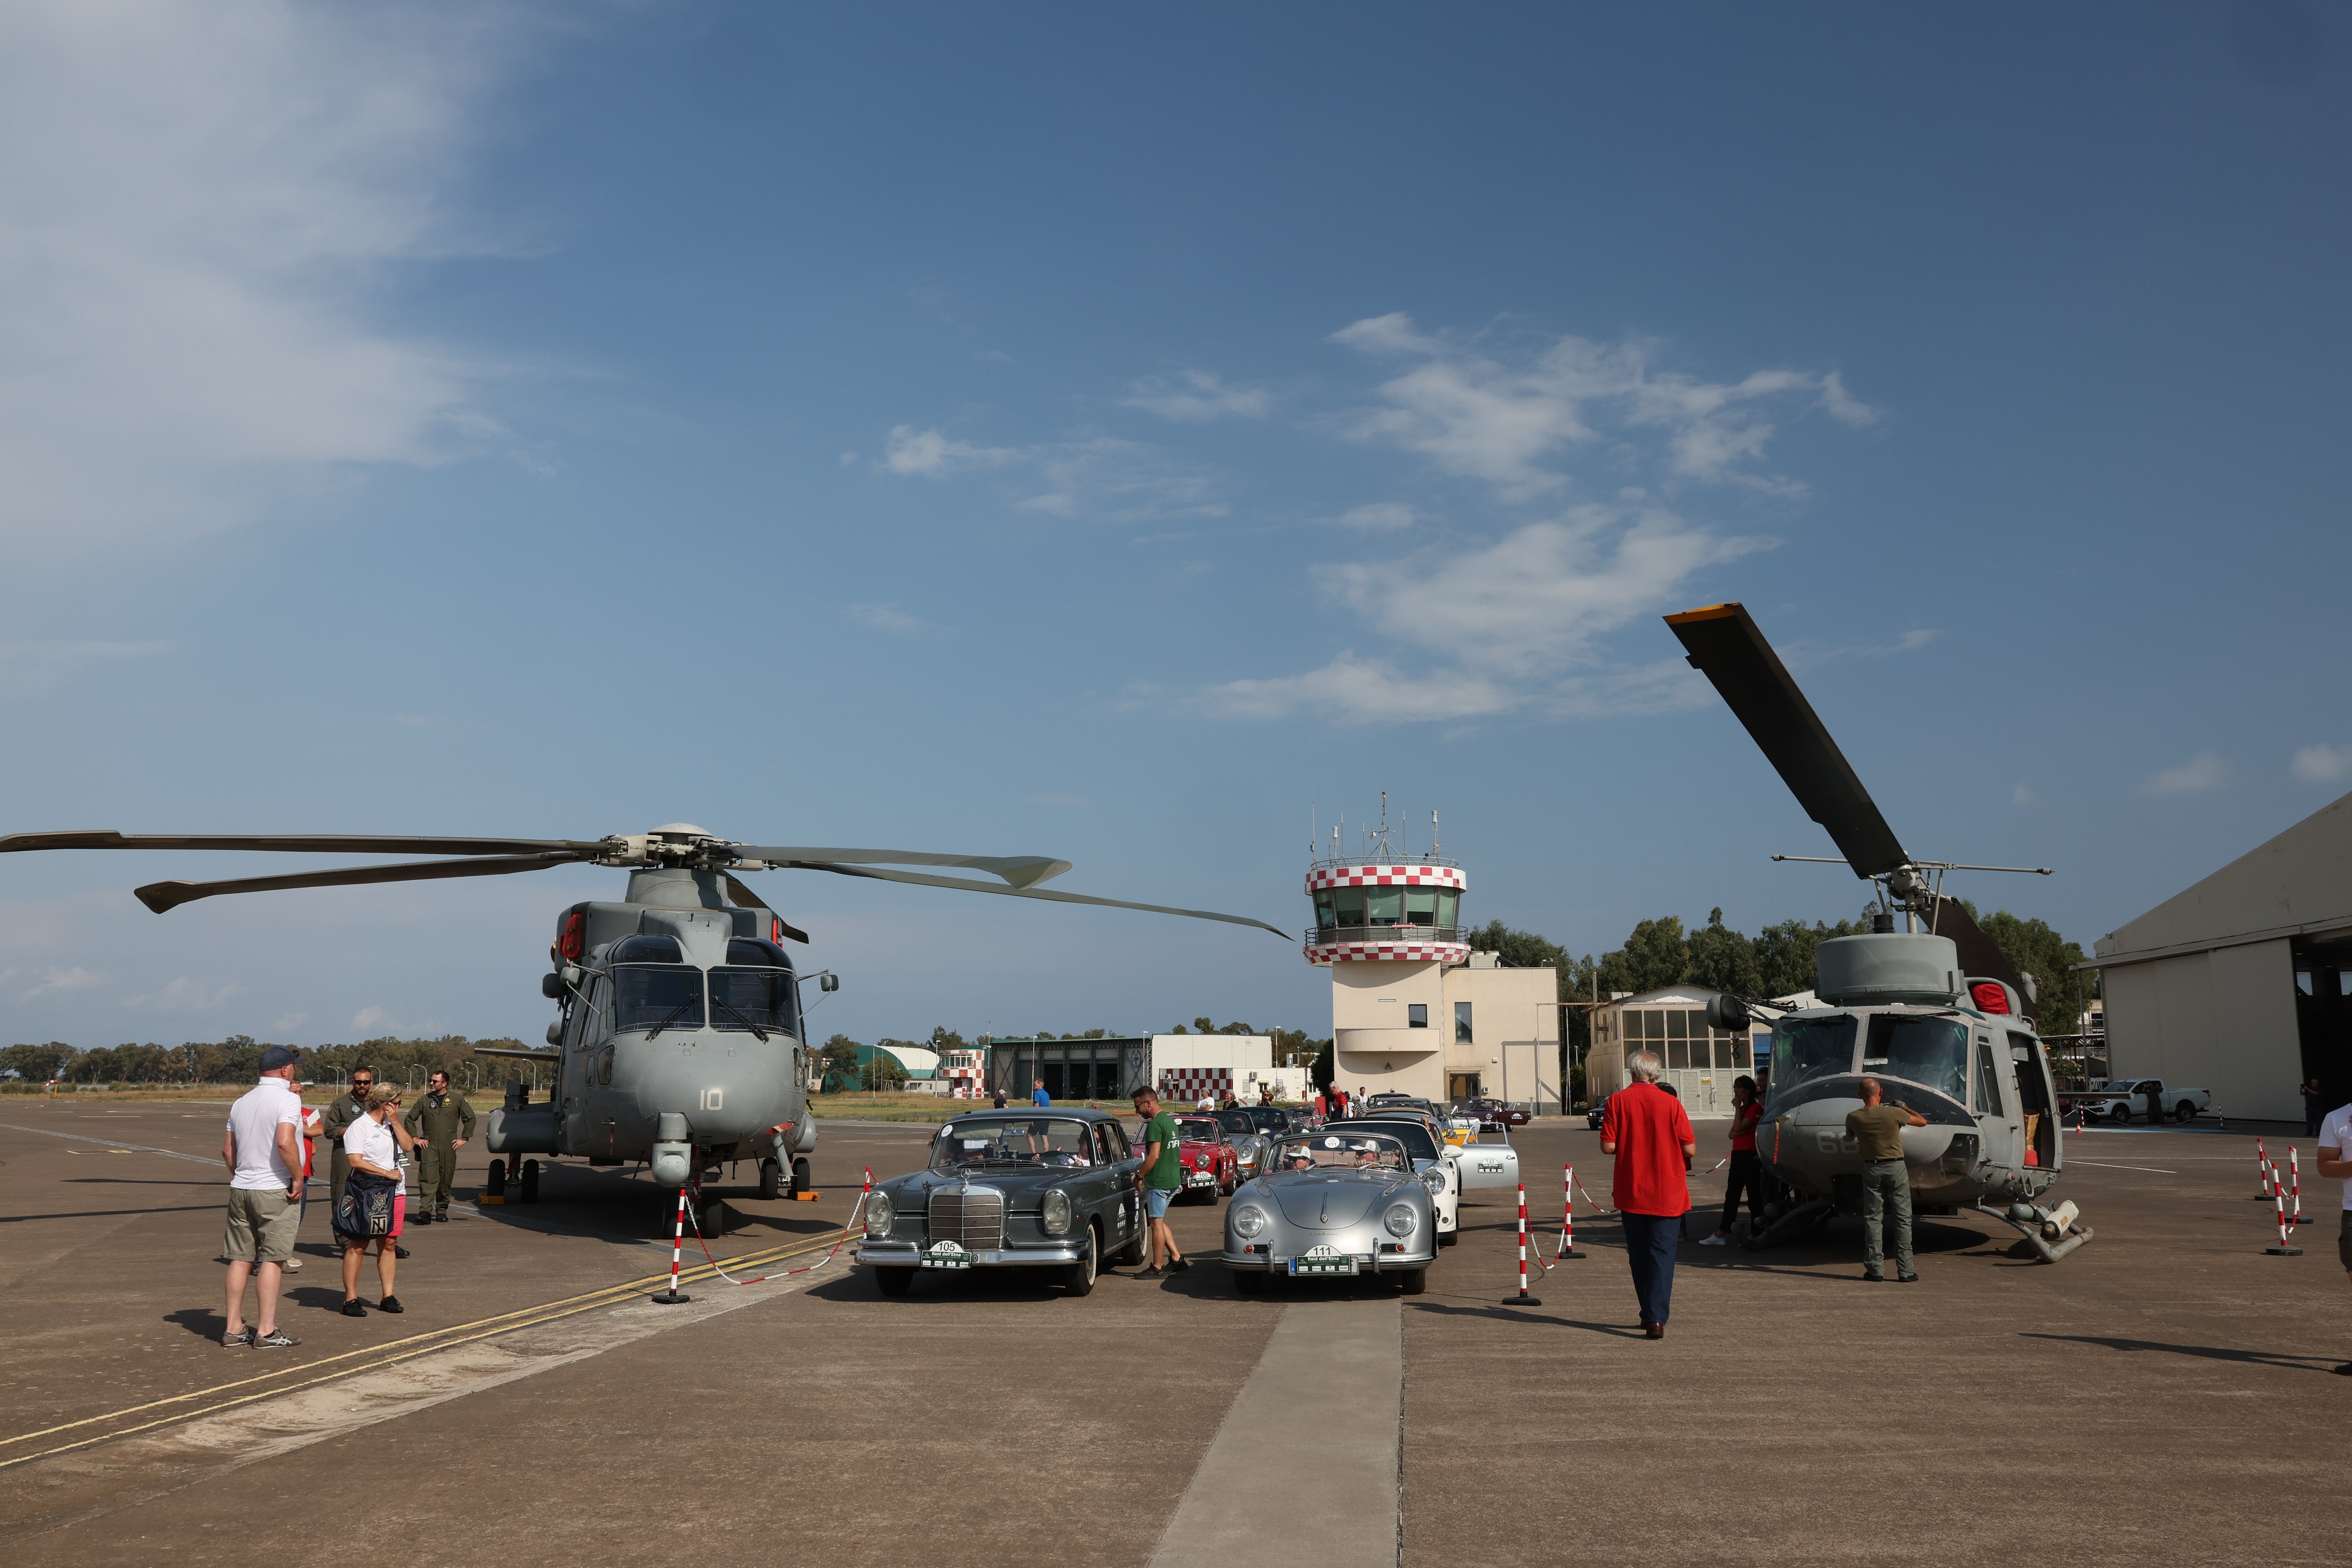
{"left": 2087, "top": 791, "right": 2352, "bottom": 1122}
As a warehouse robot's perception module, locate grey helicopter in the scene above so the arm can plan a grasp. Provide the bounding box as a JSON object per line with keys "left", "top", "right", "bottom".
{"left": 1661, "top": 603, "right": 2092, "bottom": 1263}
{"left": 0, "top": 824, "right": 1285, "bottom": 1215}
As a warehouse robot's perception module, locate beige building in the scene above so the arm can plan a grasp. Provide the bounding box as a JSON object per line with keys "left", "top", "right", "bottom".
{"left": 2088, "top": 790, "right": 2352, "bottom": 1122}
{"left": 1307, "top": 855, "right": 1561, "bottom": 1111}
{"left": 1587, "top": 986, "right": 1765, "bottom": 1118}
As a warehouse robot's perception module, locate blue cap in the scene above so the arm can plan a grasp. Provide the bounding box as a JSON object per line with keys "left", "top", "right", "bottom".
{"left": 259, "top": 1044, "right": 303, "bottom": 1072}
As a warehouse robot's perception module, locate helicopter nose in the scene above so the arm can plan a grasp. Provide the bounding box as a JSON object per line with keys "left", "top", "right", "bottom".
{"left": 632, "top": 1035, "right": 782, "bottom": 1142}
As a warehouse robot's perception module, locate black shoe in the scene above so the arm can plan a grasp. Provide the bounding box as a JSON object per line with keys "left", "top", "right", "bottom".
{"left": 394, "top": 1245, "right": 412, "bottom": 1259}
{"left": 342, "top": 1298, "right": 366, "bottom": 1317}
{"left": 1897, "top": 1273, "right": 1919, "bottom": 1283}
{"left": 1134, "top": 1267, "right": 1164, "bottom": 1280}
{"left": 414, "top": 1213, "right": 433, "bottom": 1225}
{"left": 1862, "top": 1271, "right": 1885, "bottom": 1282}
{"left": 2333, "top": 1362, "right": 2352, "bottom": 1377}
{"left": 1168, "top": 1257, "right": 1192, "bottom": 1274}
{"left": 432, "top": 1211, "right": 449, "bottom": 1223}
{"left": 377, "top": 1296, "right": 404, "bottom": 1314}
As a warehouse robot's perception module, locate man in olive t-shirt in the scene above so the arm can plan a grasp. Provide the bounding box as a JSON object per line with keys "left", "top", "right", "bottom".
{"left": 1846, "top": 1077, "right": 1927, "bottom": 1282}
{"left": 1131, "top": 1087, "right": 1188, "bottom": 1278}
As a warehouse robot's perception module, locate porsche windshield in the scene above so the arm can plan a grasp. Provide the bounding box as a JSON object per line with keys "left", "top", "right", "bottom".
{"left": 1770, "top": 1015, "right": 1858, "bottom": 1092}
{"left": 614, "top": 965, "right": 704, "bottom": 1035}
{"left": 1861, "top": 1013, "right": 1970, "bottom": 1102}
{"left": 1324, "top": 1119, "right": 1438, "bottom": 1162}
{"left": 932, "top": 1118, "right": 1097, "bottom": 1170}
{"left": 1270, "top": 1134, "right": 1408, "bottom": 1172}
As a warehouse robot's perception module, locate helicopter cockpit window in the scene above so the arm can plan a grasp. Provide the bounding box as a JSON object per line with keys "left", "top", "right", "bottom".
{"left": 1862, "top": 1014, "right": 1970, "bottom": 1102}
{"left": 724, "top": 938, "right": 793, "bottom": 969}
{"left": 610, "top": 934, "right": 685, "bottom": 964}
{"left": 709, "top": 966, "right": 796, "bottom": 1037}
{"left": 612, "top": 935, "right": 703, "bottom": 1034}
{"left": 1769, "top": 1015, "right": 1858, "bottom": 1092}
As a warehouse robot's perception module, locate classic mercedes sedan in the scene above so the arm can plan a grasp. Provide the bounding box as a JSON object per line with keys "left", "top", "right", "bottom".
{"left": 856, "top": 1108, "right": 1146, "bottom": 1297}
{"left": 1220, "top": 1131, "right": 1440, "bottom": 1296}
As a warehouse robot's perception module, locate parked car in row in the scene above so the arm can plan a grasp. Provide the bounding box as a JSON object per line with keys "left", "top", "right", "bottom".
{"left": 2058, "top": 1078, "right": 2212, "bottom": 1124}
{"left": 1221, "top": 1130, "right": 1441, "bottom": 1295}
{"left": 1173, "top": 1115, "right": 1240, "bottom": 1200}
{"left": 1452, "top": 1097, "right": 1530, "bottom": 1132}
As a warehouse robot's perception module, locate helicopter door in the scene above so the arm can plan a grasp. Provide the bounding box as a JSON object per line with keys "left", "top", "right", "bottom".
{"left": 2009, "top": 1033, "right": 2058, "bottom": 1170}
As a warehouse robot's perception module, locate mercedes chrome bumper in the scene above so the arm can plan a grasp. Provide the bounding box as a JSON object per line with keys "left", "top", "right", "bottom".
{"left": 854, "top": 1241, "right": 1085, "bottom": 1268}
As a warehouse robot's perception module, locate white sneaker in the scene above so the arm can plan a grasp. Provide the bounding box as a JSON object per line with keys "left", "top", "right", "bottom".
{"left": 1699, "top": 1234, "right": 1730, "bottom": 1247}
{"left": 284, "top": 1257, "right": 303, "bottom": 1271}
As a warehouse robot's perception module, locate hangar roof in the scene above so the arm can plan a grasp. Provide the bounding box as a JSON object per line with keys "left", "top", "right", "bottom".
{"left": 2091, "top": 790, "right": 2352, "bottom": 969}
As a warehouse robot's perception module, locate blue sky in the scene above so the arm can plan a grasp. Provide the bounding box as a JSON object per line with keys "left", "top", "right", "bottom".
{"left": 2, "top": 3, "right": 2346, "bottom": 1051}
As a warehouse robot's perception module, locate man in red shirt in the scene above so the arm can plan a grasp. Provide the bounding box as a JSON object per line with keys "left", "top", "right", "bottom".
{"left": 1599, "top": 1051, "right": 1697, "bottom": 1339}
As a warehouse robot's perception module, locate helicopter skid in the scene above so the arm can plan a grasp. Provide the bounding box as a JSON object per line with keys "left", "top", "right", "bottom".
{"left": 1738, "top": 1197, "right": 1837, "bottom": 1251}
{"left": 1975, "top": 1201, "right": 2094, "bottom": 1263}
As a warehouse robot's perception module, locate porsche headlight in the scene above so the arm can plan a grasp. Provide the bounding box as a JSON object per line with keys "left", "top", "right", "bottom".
{"left": 1041, "top": 1188, "right": 1073, "bottom": 1235}
{"left": 1383, "top": 1203, "right": 1417, "bottom": 1237}
{"left": 1232, "top": 1204, "right": 1268, "bottom": 1239}
{"left": 864, "top": 1190, "right": 894, "bottom": 1240}
{"left": 1423, "top": 1169, "right": 1447, "bottom": 1195}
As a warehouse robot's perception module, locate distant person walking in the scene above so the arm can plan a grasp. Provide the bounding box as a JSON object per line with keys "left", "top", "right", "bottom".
{"left": 1847, "top": 1077, "right": 1926, "bottom": 1282}
{"left": 1702, "top": 1075, "right": 1765, "bottom": 1246}
{"left": 220, "top": 1045, "right": 306, "bottom": 1348}
{"left": 402, "top": 1069, "right": 476, "bottom": 1223}
{"left": 2315, "top": 1098, "right": 2352, "bottom": 1376}
{"left": 1032, "top": 1077, "right": 1051, "bottom": 1108}
{"left": 1130, "top": 1087, "right": 1189, "bottom": 1278}
{"left": 1600, "top": 1051, "right": 1694, "bottom": 1339}
{"left": 337, "top": 1086, "right": 409, "bottom": 1317}
{"left": 991, "top": 1084, "right": 1008, "bottom": 1109}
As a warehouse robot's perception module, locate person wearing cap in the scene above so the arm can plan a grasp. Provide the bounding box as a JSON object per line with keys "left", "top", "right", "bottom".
{"left": 219, "top": 1045, "right": 306, "bottom": 1348}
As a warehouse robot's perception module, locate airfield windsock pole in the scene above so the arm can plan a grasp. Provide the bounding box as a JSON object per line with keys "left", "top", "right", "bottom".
{"left": 654, "top": 1187, "right": 693, "bottom": 1303}
{"left": 2265, "top": 1153, "right": 2302, "bottom": 1256}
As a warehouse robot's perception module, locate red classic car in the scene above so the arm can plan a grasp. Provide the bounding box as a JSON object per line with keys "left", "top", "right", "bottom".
{"left": 1174, "top": 1116, "right": 1240, "bottom": 1202}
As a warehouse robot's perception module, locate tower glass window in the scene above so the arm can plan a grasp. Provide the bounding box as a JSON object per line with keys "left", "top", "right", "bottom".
{"left": 1435, "top": 890, "right": 1460, "bottom": 927}
{"left": 1366, "top": 886, "right": 1404, "bottom": 924}
{"left": 1405, "top": 888, "right": 1437, "bottom": 924}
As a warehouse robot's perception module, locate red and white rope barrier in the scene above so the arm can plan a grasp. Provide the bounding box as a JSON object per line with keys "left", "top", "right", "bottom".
{"left": 686, "top": 1166, "right": 872, "bottom": 1285}
{"left": 2265, "top": 1146, "right": 2302, "bottom": 1255}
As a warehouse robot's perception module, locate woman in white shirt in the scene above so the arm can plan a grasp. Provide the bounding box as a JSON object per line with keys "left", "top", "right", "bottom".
{"left": 338, "top": 1087, "right": 408, "bottom": 1316}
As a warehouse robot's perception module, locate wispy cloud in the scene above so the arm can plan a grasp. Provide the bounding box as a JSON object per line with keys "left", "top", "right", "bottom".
{"left": 2142, "top": 750, "right": 2231, "bottom": 795}
{"left": 1329, "top": 502, "right": 1421, "bottom": 531}
{"left": 0, "top": 639, "right": 174, "bottom": 696}
{"left": 881, "top": 425, "right": 1021, "bottom": 478}
{"left": 846, "top": 602, "right": 936, "bottom": 636}
{"left": 2012, "top": 781, "right": 2037, "bottom": 808}
{"left": 1121, "top": 369, "right": 1270, "bottom": 422}
{"left": 2292, "top": 744, "right": 2352, "bottom": 784}
{"left": 20, "top": 965, "right": 102, "bottom": 1001}
{"left": 881, "top": 423, "right": 1225, "bottom": 524}
{"left": 0, "top": 3, "right": 531, "bottom": 559}
{"left": 351, "top": 1005, "right": 392, "bottom": 1032}
{"left": 1329, "top": 313, "right": 1875, "bottom": 500}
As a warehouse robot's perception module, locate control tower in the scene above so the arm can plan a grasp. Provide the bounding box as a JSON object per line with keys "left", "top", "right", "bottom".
{"left": 1304, "top": 805, "right": 1558, "bottom": 1109}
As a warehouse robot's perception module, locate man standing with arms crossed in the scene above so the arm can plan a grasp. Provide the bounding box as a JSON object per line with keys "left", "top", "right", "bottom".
{"left": 220, "top": 1045, "right": 306, "bottom": 1348}
{"left": 1129, "top": 1086, "right": 1189, "bottom": 1279}
{"left": 1600, "top": 1050, "right": 1695, "bottom": 1339}
{"left": 2316, "top": 1095, "right": 2352, "bottom": 1376}
{"left": 1847, "top": 1076, "right": 1926, "bottom": 1282}
{"left": 403, "top": 1068, "right": 476, "bottom": 1223}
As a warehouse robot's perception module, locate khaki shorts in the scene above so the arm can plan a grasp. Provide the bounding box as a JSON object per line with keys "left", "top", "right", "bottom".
{"left": 223, "top": 1187, "right": 300, "bottom": 1265}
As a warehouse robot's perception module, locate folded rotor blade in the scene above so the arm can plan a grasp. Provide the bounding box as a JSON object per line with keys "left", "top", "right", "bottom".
{"left": 135, "top": 852, "right": 588, "bottom": 914}
{"left": 731, "top": 847, "right": 1072, "bottom": 888}
{"left": 2, "top": 830, "right": 595, "bottom": 857}
{"left": 779, "top": 861, "right": 1290, "bottom": 938}
{"left": 721, "top": 874, "right": 810, "bottom": 943}
{"left": 1664, "top": 603, "right": 1909, "bottom": 878}
{"left": 1927, "top": 896, "right": 2030, "bottom": 1010}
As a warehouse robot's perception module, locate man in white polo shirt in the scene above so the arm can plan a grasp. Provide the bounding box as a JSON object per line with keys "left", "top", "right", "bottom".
{"left": 2320, "top": 1096, "right": 2352, "bottom": 1377}
{"left": 220, "top": 1045, "right": 306, "bottom": 1348}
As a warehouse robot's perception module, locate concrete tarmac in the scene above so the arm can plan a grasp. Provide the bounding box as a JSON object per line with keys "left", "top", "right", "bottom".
{"left": 3, "top": 1102, "right": 2349, "bottom": 1565}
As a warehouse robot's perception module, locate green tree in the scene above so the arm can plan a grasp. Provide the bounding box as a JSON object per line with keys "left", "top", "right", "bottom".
{"left": 1, "top": 1042, "right": 77, "bottom": 1082}
{"left": 927, "top": 1025, "right": 968, "bottom": 1053}
{"left": 862, "top": 1044, "right": 911, "bottom": 1091}
{"left": 1750, "top": 916, "right": 1865, "bottom": 999}
{"left": 1600, "top": 916, "right": 1690, "bottom": 996}
{"left": 1962, "top": 904, "right": 2091, "bottom": 1036}
{"left": 818, "top": 1033, "right": 861, "bottom": 1092}
{"left": 1685, "top": 909, "right": 1762, "bottom": 996}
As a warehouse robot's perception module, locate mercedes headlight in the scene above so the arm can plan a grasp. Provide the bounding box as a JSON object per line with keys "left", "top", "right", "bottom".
{"left": 1383, "top": 1204, "right": 1417, "bottom": 1237}
{"left": 1041, "top": 1188, "right": 1073, "bottom": 1235}
{"left": 863, "top": 1190, "right": 894, "bottom": 1240}
{"left": 1232, "top": 1204, "right": 1267, "bottom": 1239}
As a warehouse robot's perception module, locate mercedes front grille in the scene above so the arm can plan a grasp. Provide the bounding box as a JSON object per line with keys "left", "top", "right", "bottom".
{"left": 928, "top": 1184, "right": 1006, "bottom": 1250}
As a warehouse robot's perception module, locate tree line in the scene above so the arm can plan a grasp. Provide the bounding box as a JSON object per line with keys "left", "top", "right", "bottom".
{"left": 1, "top": 1035, "right": 534, "bottom": 1090}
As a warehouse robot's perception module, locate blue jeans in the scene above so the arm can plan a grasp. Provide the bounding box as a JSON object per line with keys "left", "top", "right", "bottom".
{"left": 1145, "top": 1187, "right": 1174, "bottom": 1219}
{"left": 1620, "top": 1211, "right": 1681, "bottom": 1326}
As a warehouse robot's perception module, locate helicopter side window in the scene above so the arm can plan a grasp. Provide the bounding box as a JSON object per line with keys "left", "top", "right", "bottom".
{"left": 1973, "top": 1036, "right": 2005, "bottom": 1116}
{"left": 1769, "top": 1015, "right": 1857, "bottom": 1092}
{"left": 1863, "top": 1014, "right": 1969, "bottom": 1102}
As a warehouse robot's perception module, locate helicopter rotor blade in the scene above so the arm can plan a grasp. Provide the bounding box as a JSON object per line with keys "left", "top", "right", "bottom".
{"left": 775, "top": 861, "right": 1290, "bottom": 938}
{"left": 730, "top": 847, "right": 1072, "bottom": 888}
{"left": 1664, "top": 602, "right": 1909, "bottom": 878}
{"left": 1927, "top": 895, "right": 2031, "bottom": 1011}
{"left": 1, "top": 831, "right": 597, "bottom": 858}
{"left": 134, "top": 852, "right": 589, "bottom": 914}
{"left": 720, "top": 874, "right": 810, "bottom": 943}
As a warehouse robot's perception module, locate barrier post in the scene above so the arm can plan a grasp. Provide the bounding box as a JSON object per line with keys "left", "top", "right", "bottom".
{"left": 654, "top": 1187, "right": 694, "bottom": 1302}
{"left": 2265, "top": 1152, "right": 2302, "bottom": 1255}
{"left": 2289, "top": 1146, "right": 2303, "bottom": 1229}
{"left": 1557, "top": 1161, "right": 1583, "bottom": 1259}
{"left": 2257, "top": 1137, "right": 2273, "bottom": 1199}
{"left": 1506, "top": 1180, "right": 1540, "bottom": 1305}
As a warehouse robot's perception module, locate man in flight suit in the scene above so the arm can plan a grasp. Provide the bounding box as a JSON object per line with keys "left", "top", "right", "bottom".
{"left": 402, "top": 1069, "right": 476, "bottom": 1223}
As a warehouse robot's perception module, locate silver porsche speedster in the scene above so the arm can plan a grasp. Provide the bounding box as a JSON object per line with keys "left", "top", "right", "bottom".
{"left": 1220, "top": 1131, "right": 1440, "bottom": 1295}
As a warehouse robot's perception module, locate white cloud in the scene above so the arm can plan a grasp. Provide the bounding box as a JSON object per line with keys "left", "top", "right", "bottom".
{"left": 273, "top": 1012, "right": 310, "bottom": 1034}
{"left": 0, "top": 639, "right": 174, "bottom": 696}
{"left": 846, "top": 603, "right": 932, "bottom": 636}
{"left": 1122, "top": 370, "right": 1271, "bottom": 422}
{"left": 20, "top": 965, "right": 102, "bottom": 1001}
{"left": 1199, "top": 653, "right": 1517, "bottom": 724}
{"left": 1012, "top": 438, "right": 1226, "bottom": 522}
{"left": 880, "top": 425, "right": 1020, "bottom": 478}
{"left": 350, "top": 1005, "right": 393, "bottom": 1032}
{"left": 1329, "top": 313, "right": 1875, "bottom": 499}
{"left": 2012, "top": 781, "right": 2037, "bottom": 808}
{"left": 2142, "top": 750, "right": 2231, "bottom": 795}
{"left": 2291, "top": 744, "right": 2352, "bottom": 784}
{"left": 0, "top": 2, "right": 526, "bottom": 559}
{"left": 1330, "top": 502, "right": 1421, "bottom": 531}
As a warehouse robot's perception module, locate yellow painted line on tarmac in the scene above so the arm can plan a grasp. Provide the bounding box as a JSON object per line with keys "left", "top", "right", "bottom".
{"left": 0, "top": 1228, "right": 851, "bottom": 1470}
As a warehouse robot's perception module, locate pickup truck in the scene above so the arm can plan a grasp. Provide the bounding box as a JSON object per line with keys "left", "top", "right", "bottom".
{"left": 2059, "top": 1079, "right": 2212, "bottom": 1125}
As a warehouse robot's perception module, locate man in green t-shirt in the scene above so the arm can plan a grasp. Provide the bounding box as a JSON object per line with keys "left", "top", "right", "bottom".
{"left": 1130, "top": 1087, "right": 1189, "bottom": 1279}
{"left": 1846, "top": 1076, "right": 1927, "bottom": 1282}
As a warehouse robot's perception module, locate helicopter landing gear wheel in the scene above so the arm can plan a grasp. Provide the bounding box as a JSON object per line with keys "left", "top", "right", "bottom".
{"left": 485, "top": 1159, "right": 507, "bottom": 1200}
{"left": 759, "top": 1157, "right": 783, "bottom": 1201}
{"left": 791, "top": 1156, "right": 811, "bottom": 1195}
{"left": 520, "top": 1160, "right": 540, "bottom": 1204}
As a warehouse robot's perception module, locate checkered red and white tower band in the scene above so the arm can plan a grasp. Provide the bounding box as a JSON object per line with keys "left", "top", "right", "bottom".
{"left": 1303, "top": 863, "right": 1472, "bottom": 966}
{"left": 1157, "top": 1068, "right": 1233, "bottom": 1103}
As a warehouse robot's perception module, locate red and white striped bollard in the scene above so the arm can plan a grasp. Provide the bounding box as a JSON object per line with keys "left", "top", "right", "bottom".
{"left": 2289, "top": 1146, "right": 2303, "bottom": 1229}
{"left": 2265, "top": 1146, "right": 2302, "bottom": 1254}
{"left": 1557, "top": 1162, "right": 1582, "bottom": 1259}
{"left": 1506, "top": 1180, "right": 1541, "bottom": 1305}
{"left": 2257, "top": 1137, "right": 2273, "bottom": 1199}
{"left": 654, "top": 1186, "right": 693, "bottom": 1303}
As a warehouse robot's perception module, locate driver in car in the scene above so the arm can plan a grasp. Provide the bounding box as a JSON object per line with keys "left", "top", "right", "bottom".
{"left": 1283, "top": 1146, "right": 1318, "bottom": 1173}
{"left": 1353, "top": 1143, "right": 1388, "bottom": 1169}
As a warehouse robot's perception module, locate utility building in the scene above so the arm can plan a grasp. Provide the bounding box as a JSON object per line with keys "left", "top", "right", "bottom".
{"left": 2088, "top": 791, "right": 2352, "bottom": 1122}
{"left": 1587, "top": 987, "right": 1767, "bottom": 1117}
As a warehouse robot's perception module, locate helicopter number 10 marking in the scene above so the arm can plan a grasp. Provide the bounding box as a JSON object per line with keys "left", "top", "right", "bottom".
{"left": 700, "top": 1089, "right": 724, "bottom": 1111}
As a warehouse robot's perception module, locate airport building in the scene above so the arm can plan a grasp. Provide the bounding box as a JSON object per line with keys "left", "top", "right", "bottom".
{"left": 985, "top": 1034, "right": 1303, "bottom": 1105}
{"left": 2087, "top": 790, "right": 2352, "bottom": 1122}
{"left": 1307, "top": 848, "right": 1563, "bottom": 1111}
{"left": 1584, "top": 986, "right": 1769, "bottom": 1118}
